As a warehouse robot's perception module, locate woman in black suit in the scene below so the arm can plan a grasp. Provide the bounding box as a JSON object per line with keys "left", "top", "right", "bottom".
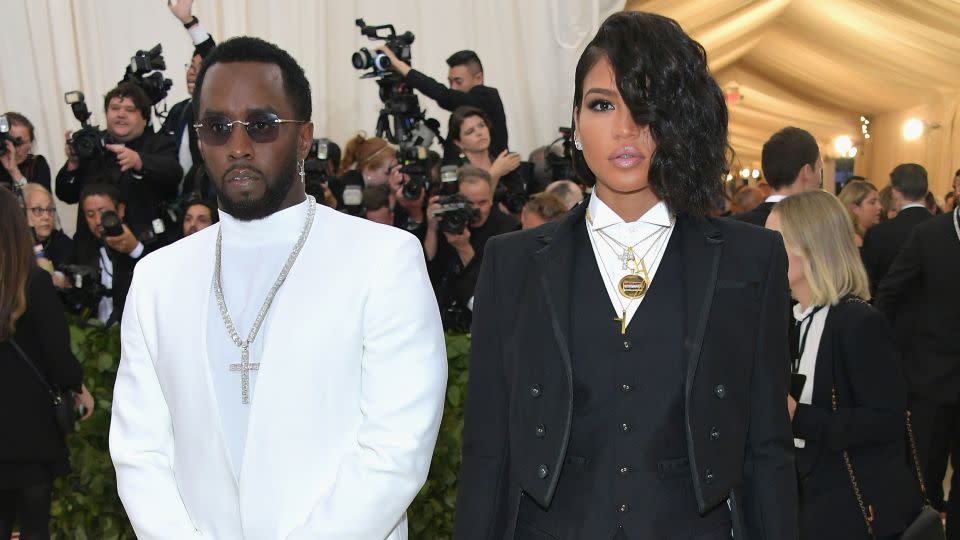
{"left": 0, "top": 188, "right": 93, "bottom": 540}
{"left": 453, "top": 11, "right": 797, "bottom": 540}
{"left": 766, "top": 190, "right": 924, "bottom": 540}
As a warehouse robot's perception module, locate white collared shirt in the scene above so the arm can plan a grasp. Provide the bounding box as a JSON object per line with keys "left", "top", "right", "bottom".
{"left": 901, "top": 202, "right": 928, "bottom": 211}
{"left": 98, "top": 242, "right": 144, "bottom": 324}
{"left": 765, "top": 194, "right": 787, "bottom": 204}
{"left": 792, "top": 303, "right": 830, "bottom": 448}
{"left": 585, "top": 195, "right": 675, "bottom": 330}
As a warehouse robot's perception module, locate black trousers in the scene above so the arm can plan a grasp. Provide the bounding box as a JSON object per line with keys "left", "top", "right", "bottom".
{"left": 0, "top": 479, "right": 53, "bottom": 540}
{"left": 910, "top": 397, "right": 960, "bottom": 540}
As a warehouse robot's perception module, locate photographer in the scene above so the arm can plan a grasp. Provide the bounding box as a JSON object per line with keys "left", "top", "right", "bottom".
{"left": 340, "top": 133, "right": 427, "bottom": 235}
{"left": 56, "top": 83, "right": 182, "bottom": 244}
{"left": 1, "top": 112, "right": 51, "bottom": 192}
{"left": 22, "top": 184, "right": 73, "bottom": 288}
{"left": 161, "top": 0, "right": 216, "bottom": 196}
{"left": 376, "top": 47, "right": 509, "bottom": 158}
{"left": 68, "top": 183, "right": 154, "bottom": 325}
{"left": 179, "top": 193, "right": 218, "bottom": 237}
{"left": 424, "top": 165, "right": 518, "bottom": 330}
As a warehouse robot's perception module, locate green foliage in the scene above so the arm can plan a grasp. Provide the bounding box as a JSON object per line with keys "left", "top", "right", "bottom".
{"left": 51, "top": 317, "right": 134, "bottom": 540}
{"left": 408, "top": 333, "right": 471, "bottom": 539}
{"left": 48, "top": 322, "right": 470, "bottom": 538}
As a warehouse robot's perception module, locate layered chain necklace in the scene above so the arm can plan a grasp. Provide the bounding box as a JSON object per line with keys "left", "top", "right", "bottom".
{"left": 213, "top": 195, "right": 317, "bottom": 404}
{"left": 585, "top": 208, "right": 673, "bottom": 334}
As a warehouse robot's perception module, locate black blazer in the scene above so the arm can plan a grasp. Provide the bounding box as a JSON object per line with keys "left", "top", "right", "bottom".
{"left": 861, "top": 206, "right": 932, "bottom": 292}
{"left": 452, "top": 201, "right": 798, "bottom": 539}
{"left": 874, "top": 210, "right": 960, "bottom": 403}
{"left": 731, "top": 201, "right": 775, "bottom": 227}
{"left": 0, "top": 154, "right": 52, "bottom": 191}
{"left": 792, "top": 299, "right": 922, "bottom": 539}
{"left": 0, "top": 267, "right": 83, "bottom": 474}
{"left": 404, "top": 69, "right": 509, "bottom": 158}
{"left": 69, "top": 228, "right": 153, "bottom": 323}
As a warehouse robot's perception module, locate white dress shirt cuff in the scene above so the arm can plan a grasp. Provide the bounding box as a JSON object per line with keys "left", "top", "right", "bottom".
{"left": 130, "top": 242, "right": 145, "bottom": 259}
{"left": 188, "top": 24, "right": 210, "bottom": 46}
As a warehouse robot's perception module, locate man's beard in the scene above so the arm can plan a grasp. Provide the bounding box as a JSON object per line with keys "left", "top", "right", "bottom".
{"left": 213, "top": 159, "right": 297, "bottom": 221}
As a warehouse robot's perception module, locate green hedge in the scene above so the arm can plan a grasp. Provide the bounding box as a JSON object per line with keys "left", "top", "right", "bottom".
{"left": 50, "top": 319, "right": 468, "bottom": 539}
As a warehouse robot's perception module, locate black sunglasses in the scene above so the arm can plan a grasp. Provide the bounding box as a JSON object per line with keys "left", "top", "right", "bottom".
{"left": 193, "top": 112, "right": 305, "bottom": 146}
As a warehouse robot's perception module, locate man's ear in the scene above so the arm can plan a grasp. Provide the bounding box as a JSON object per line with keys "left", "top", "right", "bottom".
{"left": 298, "top": 122, "right": 315, "bottom": 161}
{"left": 117, "top": 202, "right": 126, "bottom": 220}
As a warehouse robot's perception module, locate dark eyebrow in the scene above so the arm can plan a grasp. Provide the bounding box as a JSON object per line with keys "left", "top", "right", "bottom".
{"left": 584, "top": 88, "right": 616, "bottom": 99}
{"left": 198, "top": 106, "right": 280, "bottom": 118}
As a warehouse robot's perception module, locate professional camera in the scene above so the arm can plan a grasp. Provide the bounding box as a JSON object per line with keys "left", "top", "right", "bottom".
{"left": 433, "top": 193, "right": 480, "bottom": 235}
{"left": 352, "top": 19, "right": 442, "bottom": 199}
{"left": 120, "top": 44, "right": 173, "bottom": 106}
{"left": 99, "top": 210, "right": 125, "bottom": 237}
{"left": 545, "top": 126, "right": 577, "bottom": 182}
{"left": 58, "top": 263, "right": 107, "bottom": 313}
{"left": 0, "top": 115, "right": 24, "bottom": 157}
{"left": 64, "top": 91, "right": 116, "bottom": 162}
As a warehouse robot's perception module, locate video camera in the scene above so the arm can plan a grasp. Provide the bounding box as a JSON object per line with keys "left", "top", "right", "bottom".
{"left": 433, "top": 193, "right": 480, "bottom": 235}
{"left": 64, "top": 91, "right": 116, "bottom": 163}
{"left": 120, "top": 44, "right": 173, "bottom": 107}
{"left": 546, "top": 126, "right": 577, "bottom": 183}
{"left": 0, "top": 115, "right": 24, "bottom": 157}
{"left": 352, "top": 19, "right": 442, "bottom": 201}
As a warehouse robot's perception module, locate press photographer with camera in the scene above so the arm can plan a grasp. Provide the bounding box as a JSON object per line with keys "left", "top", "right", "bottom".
{"left": 161, "top": 0, "right": 216, "bottom": 197}
{"left": 55, "top": 83, "right": 182, "bottom": 245}
{"left": 66, "top": 183, "right": 154, "bottom": 325}
{"left": 22, "top": 184, "right": 74, "bottom": 289}
{"left": 339, "top": 133, "right": 427, "bottom": 234}
{"left": 179, "top": 193, "right": 218, "bottom": 237}
{"left": 424, "top": 165, "right": 519, "bottom": 330}
{"left": 376, "top": 46, "right": 509, "bottom": 158}
{"left": 1, "top": 112, "right": 51, "bottom": 194}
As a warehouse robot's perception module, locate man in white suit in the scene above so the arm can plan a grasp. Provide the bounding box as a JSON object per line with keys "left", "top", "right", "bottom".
{"left": 109, "top": 36, "right": 448, "bottom": 539}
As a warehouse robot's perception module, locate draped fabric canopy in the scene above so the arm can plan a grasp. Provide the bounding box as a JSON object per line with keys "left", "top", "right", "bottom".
{"left": 628, "top": 0, "right": 960, "bottom": 195}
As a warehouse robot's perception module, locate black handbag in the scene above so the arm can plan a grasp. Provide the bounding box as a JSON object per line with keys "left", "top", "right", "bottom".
{"left": 8, "top": 338, "right": 77, "bottom": 435}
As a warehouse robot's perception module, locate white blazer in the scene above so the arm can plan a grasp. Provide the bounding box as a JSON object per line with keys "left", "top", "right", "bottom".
{"left": 109, "top": 204, "right": 448, "bottom": 539}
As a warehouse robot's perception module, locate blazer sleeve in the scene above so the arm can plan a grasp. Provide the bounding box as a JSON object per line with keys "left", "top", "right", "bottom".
{"left": 55, "top": 162, "right": 81, "bottom": 204}
{"left": 860, "top": 227, "right": 884, "bottom": 293}
{"left": 285, "top": 233, "right": 447, "bottom": 540}
{"left": 138, "top": 133, "right": 183, "bottom": 201}
{"left": 792, "top": 308, "right": 906, "bottom": 450}
{"left": 742, "top": 234, "right": 800, "bottom": 540}
{"left": 873, "top": 229, "right": 923, "bottom": 323}
{"left": 405, "top": 69, "right": 485, "bottom": 112}
{"left": 26, "top": 155, "right": 52, "bottom": 190}
{"left": 109, "top": 268, "right": 204, "bottom": 540}
{"left": 25, "top": 268, "right": 83, "bottom": 390}
{"left": 451, "top": 236, "right": 511, "bottom": 539}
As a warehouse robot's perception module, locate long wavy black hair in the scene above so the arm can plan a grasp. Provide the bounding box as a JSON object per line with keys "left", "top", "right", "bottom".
{"left": 572, "top": 11, "right": 729, "bottom": 217}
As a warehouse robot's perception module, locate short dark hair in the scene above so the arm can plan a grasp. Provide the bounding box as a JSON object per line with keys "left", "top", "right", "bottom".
{"left": 104, "top": 83, "right": 152, "bottom": 122}
{"left": 954, "top": 168, "right": 960, "bottom": 177}
{"left": 79, "top": 183, "right": 122, "bottom": 208}
{"left": 361, "top": 185, "right": 391, "bottom": 213}
{"left": 448, "top": 106, "right": 493, "bottom": 143}
{"left": 571, "top": 12, "right": 729, "bottom": 217}
{"left": 523, "top": 192, "right": 567, "bottom": 222}
{"left": 2, "top": 111, "right": 35, "bottom": 142}
{"left": 446, "top": 50, "right": 483, "bottom": 74}
{"left": 760, "top": 127, "right": 820, "bottom": 190}
{"left": 890, "top": 163, "right": 928, "bottom": 201}
{"left": 192, "top": 36, "right": 312, "bottom": 121}
{"left": 181, "top": 192, "right": 219, "bottom": 224}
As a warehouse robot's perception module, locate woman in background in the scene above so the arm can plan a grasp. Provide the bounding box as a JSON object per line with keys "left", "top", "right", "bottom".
{"left": 838, "top": 180, "right": 880, "bottom": 247}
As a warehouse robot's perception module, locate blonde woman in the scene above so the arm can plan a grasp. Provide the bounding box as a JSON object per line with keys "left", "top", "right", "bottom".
{"left": 838, "top": 180, "right": 881, "bottom": 247}
{"left": 767, "top": 190, "right": 923, "bottom": 540}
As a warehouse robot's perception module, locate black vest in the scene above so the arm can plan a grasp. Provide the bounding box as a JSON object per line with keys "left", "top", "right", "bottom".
{"left": 516, "top": 222, "right": 730, "bottom": 539}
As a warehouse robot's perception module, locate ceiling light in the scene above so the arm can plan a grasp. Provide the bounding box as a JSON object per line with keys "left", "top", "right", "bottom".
{"left": 903, "top": 118, "right": 925, "bottom": 141}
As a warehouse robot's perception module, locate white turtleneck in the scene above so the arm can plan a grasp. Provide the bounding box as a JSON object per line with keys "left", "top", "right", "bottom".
{"left": 207, "top": 198, "right": 310, "bottom": 476}
{"left": 585, "top": 194, "right": 675, "bottom": 330}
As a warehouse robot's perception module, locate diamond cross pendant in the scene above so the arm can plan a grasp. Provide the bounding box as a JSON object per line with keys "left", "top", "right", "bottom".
{"left": 229, "top": 344, "right": 260, "bottom": 404}
{"left": 619, "top": 248, "right": 635, "bottom": 271}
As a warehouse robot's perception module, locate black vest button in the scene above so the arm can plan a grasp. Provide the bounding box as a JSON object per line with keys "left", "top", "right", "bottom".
{"left": 710, "top": 426, "right": 720, "bottom": 440}
{"left": 619, "top": 466, "right": 630, "bottom": 475}
{"left": 535, "top": 424, "right": 546, "bottom": 438}
{"left": 704, "top": 468, "right": 715, "bottom": 484}
{"left": 623, "top": 340, "right": 632, "bottom": 351}
{"left": 621, "top": 423, "right": 631, "bottom": 432}
{"left": 619, "top": 503, "right": 630, "bottom": 513}
{"left": 530, "top": 384, "right": 542, "bottom": 398}
{"left": 714, "top": 384, "right": 726, "bottom": 399}
{"left": 537, "top": 464, "right": 549, "bottom": 479}
{"left": 621, "top": 383, "right": 632, "bottom": 392}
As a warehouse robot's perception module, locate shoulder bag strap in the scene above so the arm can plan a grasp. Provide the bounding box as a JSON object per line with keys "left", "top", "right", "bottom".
{"left": 7, "top": 338, "right": 61, "bottom": 405}
{"left": 832, "top": 386, "right": 877, "bottom": 538}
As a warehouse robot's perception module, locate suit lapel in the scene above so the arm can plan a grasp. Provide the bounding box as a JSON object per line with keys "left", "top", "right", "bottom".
{"left": 533, "top": 201, "right": 586, "bottom": 385}
{"left": 680, "top": 215, "right": 724, "bottom": 396}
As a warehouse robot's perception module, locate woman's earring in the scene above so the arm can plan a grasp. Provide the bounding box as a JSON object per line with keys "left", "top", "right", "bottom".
{"left": 574, "top": 134, "right": 583, "bottom": 151}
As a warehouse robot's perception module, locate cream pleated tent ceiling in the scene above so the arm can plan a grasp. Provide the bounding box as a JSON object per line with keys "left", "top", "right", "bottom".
{"left": 628, "top": 0, "right": 960, "bottom": 197}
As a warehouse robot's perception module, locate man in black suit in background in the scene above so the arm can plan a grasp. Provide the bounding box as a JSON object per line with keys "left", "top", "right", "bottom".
{"left": 161, "top": 0, "right": 216, "bottom": 198}
{"left": 875, "top": 201, "right": 960, "bottom": 535}
{"left": 732, "top": 126, "right": 822, "bottom": 227}
{"left": 862, "top": 163, "right": 932, "bottom": 292}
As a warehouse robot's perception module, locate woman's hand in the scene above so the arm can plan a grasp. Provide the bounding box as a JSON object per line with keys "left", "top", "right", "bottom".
{"left": 76, "top": 384, "right": 94, "bottom": 421}
{"left": 489, "top": 149, "right": 520, "bottom": 179}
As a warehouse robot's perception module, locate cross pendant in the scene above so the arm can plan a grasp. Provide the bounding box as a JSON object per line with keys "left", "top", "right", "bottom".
{"left": 613, "top": 309, "right": 627, "bottom": 335}
{"left": 229, "top": 344, "right": 260, "bottom": 405}
{"left": 619, "top": 248, "right": 634, "bottom": 271}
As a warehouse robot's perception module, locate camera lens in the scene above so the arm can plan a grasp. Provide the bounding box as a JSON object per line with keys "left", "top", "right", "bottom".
{"left": 373, "top": 53, "right": 392, "bottom": 72}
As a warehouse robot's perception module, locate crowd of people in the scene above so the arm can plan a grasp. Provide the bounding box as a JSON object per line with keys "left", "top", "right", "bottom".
{"left": 1, "top": 3, "right": 959, "bottom": 540}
